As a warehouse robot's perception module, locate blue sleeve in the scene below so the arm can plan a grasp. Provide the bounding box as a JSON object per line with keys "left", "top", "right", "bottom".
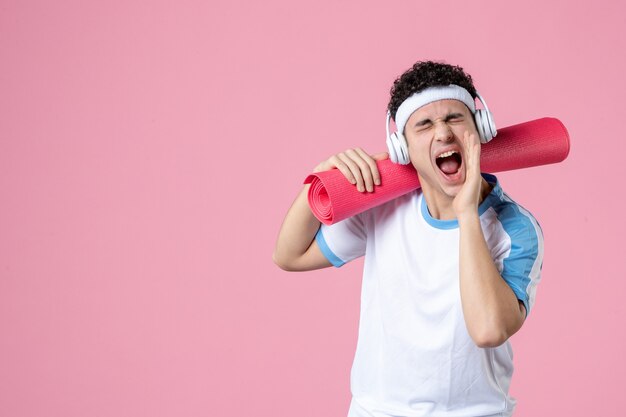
{"left": 314, "top": 213, "right": 367, "bottom": 268}
{"left": 497, "top": 204, "right": 544, "bottom": 317}
{"left": 315, "top": 228, "right": 346, "bottom": 267}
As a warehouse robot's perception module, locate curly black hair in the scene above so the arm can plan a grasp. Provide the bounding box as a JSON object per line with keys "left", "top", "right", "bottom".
{"left": 388, "top": 61, "right": 477, "bottom": 120}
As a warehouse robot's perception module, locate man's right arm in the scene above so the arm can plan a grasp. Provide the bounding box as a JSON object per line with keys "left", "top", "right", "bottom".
{"left": 272, "top": 185, "right": 330, "bottom": 271}
{"left": 272, "top": 148, "right": 387, "bottom": 272}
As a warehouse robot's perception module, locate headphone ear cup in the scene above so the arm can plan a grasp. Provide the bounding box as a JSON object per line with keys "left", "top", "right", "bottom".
{"left": 396, "top": 132, "right": 410, "bottom": 165}
{"left": 386, "top": 134, "right": 400, "bottom": 164}
{"left": 474, "top": 110, "right": 496, "bottom": 143}
{"left": 473, "top": 91, "right": 497, "bottom": 144}
{"left": 386, "top": 132, "right": 410, "bottom": 165}
{"left": 474, "top": 110, "right": 498, "bottom": 143}
{"left": 394, "top": 132, "right": 410, "bottom": 165}
{"left": 484, "top": 109, "right": 497, "bottom": 141}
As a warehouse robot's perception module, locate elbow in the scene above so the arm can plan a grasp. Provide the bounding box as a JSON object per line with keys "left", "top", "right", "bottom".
{"left": 470, "top": 328, "right": 510, "bottom": 348}
{"left": 272, "top": 251, "right": 296, "bottom": 271}
{"left": 466, "top": 306, "right": 524, "bottom": 348}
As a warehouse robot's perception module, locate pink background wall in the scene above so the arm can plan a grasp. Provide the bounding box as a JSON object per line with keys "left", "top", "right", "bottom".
{"left": 1, "top": 0, "right": 623, "bottom": 416}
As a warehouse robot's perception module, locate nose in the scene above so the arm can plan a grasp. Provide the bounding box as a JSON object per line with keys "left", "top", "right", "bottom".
{"left": 434, "top": 120, "right": 453, "bottom": 142}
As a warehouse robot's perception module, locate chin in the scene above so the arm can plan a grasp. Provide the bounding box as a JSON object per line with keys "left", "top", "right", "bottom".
{"left": 438, "top": 171, "right": 466, "bottom": 196}
{"left": 418, "top": 171, "right": 464, "bottom": 198}
{"left": 441, "top": 184, "right": 463, "bottom": 198}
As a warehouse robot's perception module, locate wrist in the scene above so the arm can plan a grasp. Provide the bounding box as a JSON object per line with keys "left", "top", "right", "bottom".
{"left": 457, "top": 209, "right": 480, "bottom": 225}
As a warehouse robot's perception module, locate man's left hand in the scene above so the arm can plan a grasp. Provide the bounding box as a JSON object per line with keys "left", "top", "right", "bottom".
{"left": 453, "top": 130, "right": 483, "bottom": 218}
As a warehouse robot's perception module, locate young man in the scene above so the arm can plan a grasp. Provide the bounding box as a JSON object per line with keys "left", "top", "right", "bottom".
{"left": 273, "top": 61, "right": 543, "bottom": 417}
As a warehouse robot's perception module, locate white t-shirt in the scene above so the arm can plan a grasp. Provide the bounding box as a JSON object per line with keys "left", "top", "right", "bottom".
{"left": 316, "top": 174, "right": 543, "bottom": 417}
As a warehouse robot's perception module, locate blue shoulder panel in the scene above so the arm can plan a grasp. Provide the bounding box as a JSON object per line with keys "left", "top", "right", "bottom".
{"left": 494, "top": 194, "right": 542, "bottom": 317}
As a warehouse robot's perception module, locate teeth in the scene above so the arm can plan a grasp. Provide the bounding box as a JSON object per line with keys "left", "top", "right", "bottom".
{"left": 437, "top": 150, "right": 458, "bottom": 159}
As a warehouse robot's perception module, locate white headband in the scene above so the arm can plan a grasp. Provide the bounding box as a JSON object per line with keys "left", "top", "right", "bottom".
{"left": 394, "top": 84, "right": 476, "bottom": 135}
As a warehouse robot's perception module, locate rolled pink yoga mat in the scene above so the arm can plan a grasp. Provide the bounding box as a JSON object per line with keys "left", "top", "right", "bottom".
{"left": 304, "top": 117, "right": 570, "bottom": 225}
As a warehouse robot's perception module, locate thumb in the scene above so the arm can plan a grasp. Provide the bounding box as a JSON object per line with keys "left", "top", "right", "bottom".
{"left": 372, "top": 151, "right": 389, "bottom": 161}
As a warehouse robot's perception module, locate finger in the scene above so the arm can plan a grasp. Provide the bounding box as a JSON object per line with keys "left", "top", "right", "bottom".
{"left": 463, "top": 130, "right": 472, "bottom": 150}
{"left": 469, "top": 132, "right": 481, "bottom": 171}
{"left": 358, "top": 148, "right": 389, "bottom": 185}
{"left": 464, "top": 131, "right": 479, "bottom": 169}
{"left": 461, "top": 132, "right": 478, "bottom": 184}
{"left": 352, "top": 148, "right": 380, "bottom": 189}
{"left": 472, "top": 133, "right": 481, "bottom": 159}
{"left": 327, "top": 155, "right": 356, "bottom": 185}
{"left": 337, "top": 152, "right": 366, "bottom": 192}
{"left": 345, "top": 149, "right": 374, "bottom": 192}
{"left": 371, "top": 152, "right": 389, "bottom": 185}
{"left": 372, "top": 151, "right": 389, "bottom": 161}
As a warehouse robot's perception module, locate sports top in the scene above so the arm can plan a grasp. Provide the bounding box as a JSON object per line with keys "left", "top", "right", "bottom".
{"left": 316, "top": 173, "right": 543, "bottom": 417}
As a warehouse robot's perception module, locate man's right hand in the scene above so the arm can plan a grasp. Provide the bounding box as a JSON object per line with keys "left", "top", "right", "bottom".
{"left": 313, "top": 148, "right": 389, "bottom": 193}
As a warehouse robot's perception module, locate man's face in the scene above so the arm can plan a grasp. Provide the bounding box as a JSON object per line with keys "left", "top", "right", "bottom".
{"left": 404, "top": 99, "right": 479, "bottom": 200}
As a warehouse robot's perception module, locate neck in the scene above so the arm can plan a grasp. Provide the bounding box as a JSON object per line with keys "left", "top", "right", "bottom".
{"left": 420, "top": 175, "right": 493, "bottom": 221}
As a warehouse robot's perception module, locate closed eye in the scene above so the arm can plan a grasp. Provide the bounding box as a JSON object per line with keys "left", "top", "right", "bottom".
{"left": 445, "top": 113, "right": 464, "bottom": 122}
{"left": 412, "top": 112, "right": 466, "bottom": 132}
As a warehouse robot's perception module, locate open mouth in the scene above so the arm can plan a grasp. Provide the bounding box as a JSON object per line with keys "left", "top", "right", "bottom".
{"left": 435, "top": 150, "right": 462, "bottom": 177}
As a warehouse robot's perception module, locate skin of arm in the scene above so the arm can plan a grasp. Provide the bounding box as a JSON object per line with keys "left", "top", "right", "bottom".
{"left": 453, "top": 131, "right": 526, "bottom": 348}
{"left": 273, "top": 149, "right": 388, "bottom": 272}
{"left": 272, "top": 185, "right": 331, "bottom": 271}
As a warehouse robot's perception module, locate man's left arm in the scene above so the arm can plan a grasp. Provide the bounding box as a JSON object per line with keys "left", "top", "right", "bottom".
{"left": 457, "top": 213, "right": 527, "bottom": 347}
{"left": 454, "top": 131, "right": 527, "bottom": 348}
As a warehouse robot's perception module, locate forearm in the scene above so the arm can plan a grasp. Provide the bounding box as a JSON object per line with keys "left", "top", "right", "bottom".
{"left": 273, "top": 185, "right": 323, "bottom": 270}
{"left": 458, "top": 213, "right": 524, "bottom": 347}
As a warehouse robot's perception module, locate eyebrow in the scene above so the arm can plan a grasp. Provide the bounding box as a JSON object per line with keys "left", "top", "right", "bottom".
{"left": 413, "top": 112, "right": 465, "bottom": 127}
